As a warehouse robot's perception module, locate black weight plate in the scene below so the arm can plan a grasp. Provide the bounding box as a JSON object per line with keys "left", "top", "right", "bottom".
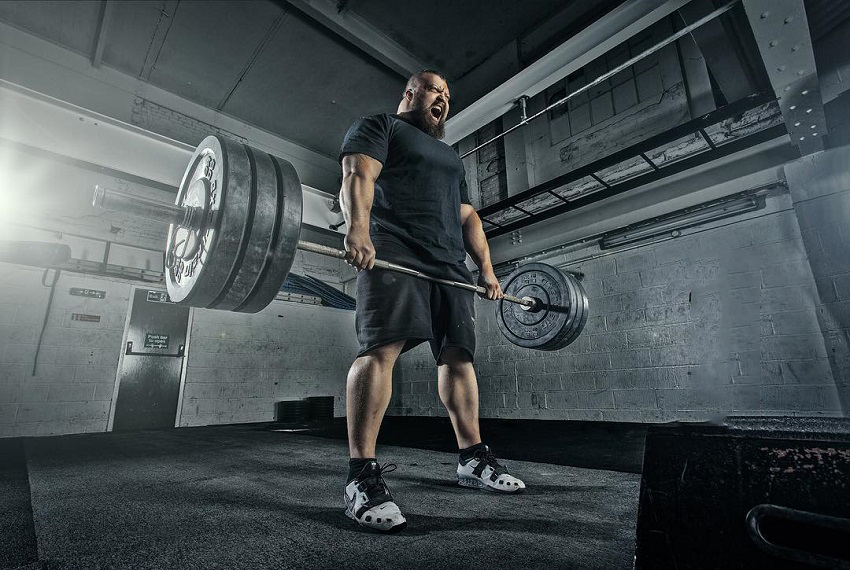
{"left": 234, "top": 154, "right": 302, "bottom": 313}
{"left": 496, "top": 263, "right": 577, "bottom": 349}
{"left": 209, "top": 146, "right": 279, "bottom": 311}
{"left": 166, "top": 136, "right": 252, "bottom": 307}
{"left": 541, "top": 272, "right": 589, "bottom": 351}
{"left": 562, "top": 273, "right": 589, "bottom": 346}
{"left": 537, "top": 270, "right": 581, "bottom": 351}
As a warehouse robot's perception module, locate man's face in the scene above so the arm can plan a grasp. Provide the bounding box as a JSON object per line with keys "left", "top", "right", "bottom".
{"left": 406, "top": 74, "right": 451, "bottom": 139}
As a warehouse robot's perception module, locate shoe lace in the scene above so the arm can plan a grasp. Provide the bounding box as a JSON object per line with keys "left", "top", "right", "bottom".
{"left": 362, "top": 462, "right": 397, "bottom": 500}
{"left": 474, "top": 448, "right": 508, "bottom": 477}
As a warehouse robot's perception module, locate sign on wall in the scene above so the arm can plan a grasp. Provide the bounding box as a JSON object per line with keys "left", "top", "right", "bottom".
{"left": 146, "top": 291, "right": 171, "bottom": 303}
{"left": 70, "top": 288, "right": 106, "bottom": 299}
{"left": 71, "top": 313, "right": 101, "bottom": 322}
{"left": 144, "top": 333, "right": 169, "bottom": 349}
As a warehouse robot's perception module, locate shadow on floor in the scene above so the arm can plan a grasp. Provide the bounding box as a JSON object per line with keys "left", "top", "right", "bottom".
{"left": 264, "top": 416, "right": 648, "bottom": 474}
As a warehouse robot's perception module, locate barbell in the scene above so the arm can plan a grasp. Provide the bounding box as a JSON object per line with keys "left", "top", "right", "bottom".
{"left": 92, "top": 135, "right": 588, "bottom": 350}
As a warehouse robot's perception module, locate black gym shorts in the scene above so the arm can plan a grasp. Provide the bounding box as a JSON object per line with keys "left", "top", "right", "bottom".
{"left": 355, "top": 262, "right": 476, "bottom": 362}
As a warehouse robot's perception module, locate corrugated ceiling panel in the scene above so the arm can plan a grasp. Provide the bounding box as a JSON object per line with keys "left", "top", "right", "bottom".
{"left": 222, "top": 9, "right": 401, "bottom": 157}
{"left": 146, "top": 0, "right": 283, "bottom": 109}
{"left": 101, "top": 1, "right": 171, "bottom": 77}
{"left": 0, "top": 0, "right": 101, "bottom": 56}
{"left": 805, "top": 0, "right": 850, "bottom": 40}
{"left": 349, "top": 0, "right": 578, "bottom": 79}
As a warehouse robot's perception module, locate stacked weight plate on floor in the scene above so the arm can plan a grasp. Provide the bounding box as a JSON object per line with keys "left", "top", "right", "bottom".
{"left": 495, "top": 263, "right": 589, "bottom": 350}
{"left": 165, "top": 135, "right": 303, "bottom": 313}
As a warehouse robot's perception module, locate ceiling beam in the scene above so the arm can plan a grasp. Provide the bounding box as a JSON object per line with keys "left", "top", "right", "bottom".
{"left": 679, "top": 0, "right": 758, "bottom": 103}
{"left": 742, "top": 0, "right": 827, "bottom": 155}
{"left": 90, "top": 0, "right": 114, "bottom": 68}
{"left": 443, "top": 0, "right": 692, "bottom": 145}
{"left": 280, "top": 0, "right": 429, "bottom": 79}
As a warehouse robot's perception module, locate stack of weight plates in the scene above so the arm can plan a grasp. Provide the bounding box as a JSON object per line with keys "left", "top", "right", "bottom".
{"left": 274, "top": 399, "right": 310, "bottom": 425}
{"left": 307, "top": 396, "right": 334, "bottom": 421}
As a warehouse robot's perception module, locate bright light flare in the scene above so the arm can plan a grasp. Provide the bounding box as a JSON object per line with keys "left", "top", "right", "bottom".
{"left": 0, "top": 145, "right": 56, "bottom": 241}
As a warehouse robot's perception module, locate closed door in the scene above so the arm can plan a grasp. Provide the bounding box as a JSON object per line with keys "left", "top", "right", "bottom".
{"left": 112, "top": 288, "right": 190, "bottom": 431}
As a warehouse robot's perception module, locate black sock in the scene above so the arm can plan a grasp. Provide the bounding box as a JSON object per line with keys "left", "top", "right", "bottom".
{"left": 459, "top": 443, "right": 487, "bottom": 463}
{"left": 348, "top": 457, "right": 376, "bottom": 483}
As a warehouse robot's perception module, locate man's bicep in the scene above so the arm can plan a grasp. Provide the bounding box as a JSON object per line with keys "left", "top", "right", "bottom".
{"left": 341, "top": 153, "right": 383, "bottom": 181}
{"left": 460, "top": 203, "right": 477, "bottom": 225}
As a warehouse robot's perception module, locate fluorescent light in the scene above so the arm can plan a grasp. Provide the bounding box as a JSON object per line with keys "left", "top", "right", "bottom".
{"left": 600, "top": 196, "right": 760, "bottom": 249}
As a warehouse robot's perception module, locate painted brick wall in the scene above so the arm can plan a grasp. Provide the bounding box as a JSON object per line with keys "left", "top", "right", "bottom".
{"left": 0, "top": 266, "right": 131, "bottom": 436}
{"left": 131, "top": 98, "right": 248, "bottom": 149}
{"left": 0, "top": 262, "right": 358, "bottom": 437}
{"left": 180, "top": 302, "right": 358, "bottom": 426}
{"left": 388, "top": 190, "right": 843, "bottom": 421}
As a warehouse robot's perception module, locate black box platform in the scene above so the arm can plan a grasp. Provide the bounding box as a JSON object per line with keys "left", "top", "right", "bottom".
{"left": 634, "top": 417, "right": 850, "bottom": 569}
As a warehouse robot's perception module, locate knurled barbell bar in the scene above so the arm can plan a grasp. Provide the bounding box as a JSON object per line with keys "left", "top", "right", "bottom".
{"left": 91, "top": 135, "right": 588, "bottom": 350}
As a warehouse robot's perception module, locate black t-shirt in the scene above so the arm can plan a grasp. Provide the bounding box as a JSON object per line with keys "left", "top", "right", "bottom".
{"left": 339, "top": 113, "right": 471, "bottom": 279}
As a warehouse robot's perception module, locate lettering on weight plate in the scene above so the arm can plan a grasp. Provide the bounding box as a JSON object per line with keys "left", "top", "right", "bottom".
{"left": 204, "top": 155, "right": 216, "bottom": 179}
{"left": 172, "top": 258, "right": 185, "bottom": 283}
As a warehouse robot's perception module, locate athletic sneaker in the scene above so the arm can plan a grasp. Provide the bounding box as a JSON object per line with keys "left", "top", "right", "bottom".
{"left": 457, "top": 445, "right": 526, "bottom": 493}
{"left": 344, "top": 461, "right": 407, "bottom": 533}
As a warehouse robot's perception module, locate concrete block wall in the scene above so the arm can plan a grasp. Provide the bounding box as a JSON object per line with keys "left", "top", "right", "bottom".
{"left": 388, "top": 189, "right": 843, "bottom": 421}
{"left": 0, "top": 266, "right": 131, "bottom": 436}
{"left": 180, "top": 302, "right": 358, "bottom": 427}
{"left": 0, "top": 261, "right": 358, "bottom": 437}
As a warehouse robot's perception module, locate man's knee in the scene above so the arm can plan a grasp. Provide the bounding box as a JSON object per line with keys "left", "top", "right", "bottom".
{"left": 437, "top": 346, "right": 474, "bottom": 370}
{"left": 356, "top": 341, "right": 406, "bottom": 369}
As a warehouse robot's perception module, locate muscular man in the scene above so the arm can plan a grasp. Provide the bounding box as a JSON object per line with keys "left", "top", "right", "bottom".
{"left": 339, "top": 70, "right": 525, "bottom": 533}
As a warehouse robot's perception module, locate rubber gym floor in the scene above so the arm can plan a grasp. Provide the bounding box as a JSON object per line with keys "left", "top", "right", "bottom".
{"left": 0, "top": 418, "right": 648, "bottom": 570}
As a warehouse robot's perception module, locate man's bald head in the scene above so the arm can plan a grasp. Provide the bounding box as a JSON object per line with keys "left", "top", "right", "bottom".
{"left": 397, "top": 69, "right": 451, "bottom": 139}
{"left": 403, "top": 69, "right": 447, "bottom": 95}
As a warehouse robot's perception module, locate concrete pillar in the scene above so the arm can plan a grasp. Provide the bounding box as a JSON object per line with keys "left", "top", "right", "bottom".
{"left": 784, "top": 146, "right": 850, "bottom": 414}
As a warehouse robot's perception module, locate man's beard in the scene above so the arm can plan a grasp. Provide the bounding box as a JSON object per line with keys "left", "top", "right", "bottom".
{"left": 407, "top": 107, "right": 445, "bottom": 139}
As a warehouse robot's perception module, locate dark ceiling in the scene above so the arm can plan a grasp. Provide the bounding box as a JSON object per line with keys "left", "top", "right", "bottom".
{"left": 0, "top": 0, "right": 622, "bottom": 158}
{"left": 346, "top": 0, "right": 597, "bottom": 79}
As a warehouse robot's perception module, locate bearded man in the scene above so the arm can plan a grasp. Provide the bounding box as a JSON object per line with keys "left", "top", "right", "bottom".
{"left": 338, "top": 70, "right": 525, "bottom": 533}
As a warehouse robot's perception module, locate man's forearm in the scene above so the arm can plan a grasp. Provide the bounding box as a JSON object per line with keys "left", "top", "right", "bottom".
{"left": 341, "top": 173, "right": 375, "bottom": 231}
{"left": 462, "top": 210, "right": 494, "bottom": 272}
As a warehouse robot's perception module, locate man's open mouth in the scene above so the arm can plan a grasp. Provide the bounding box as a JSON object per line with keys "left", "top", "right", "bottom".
{"left": 430, "top": 106, "right": 443, "bottom": 120}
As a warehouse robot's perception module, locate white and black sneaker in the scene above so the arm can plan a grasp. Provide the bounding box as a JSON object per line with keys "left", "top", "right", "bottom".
{"left": 457, "top": 445, "right": 525, "bottom": 493}
{"left": 344, "top": 461, "right": 407, "bottom": 533}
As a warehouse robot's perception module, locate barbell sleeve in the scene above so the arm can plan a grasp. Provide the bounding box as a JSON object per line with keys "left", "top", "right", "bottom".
{"left": 93, "top": 186, "right": 199, "bottom": 229}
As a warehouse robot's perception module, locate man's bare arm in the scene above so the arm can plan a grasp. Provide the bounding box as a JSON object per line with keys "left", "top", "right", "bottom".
{"left": 460, "top": 203, "right": 503, "bottom": 300}
{"left": 340, "top": 153, "right": 383, "bottom": 270}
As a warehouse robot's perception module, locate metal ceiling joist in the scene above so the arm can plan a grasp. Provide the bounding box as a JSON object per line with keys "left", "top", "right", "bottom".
{"left": 742, "top": 0, "right": 827, "bottom": 155}
{"left": 90, "top": 0, "right": 113, "bottom": 68}
{"left": 443, "top": 0, "right": 691, "bottom": 145}
{"left": 678, "top": 0, "right": 758, "bottom": 102}
{"left": 280, "top": 0, "right": 429, "bottom": 79}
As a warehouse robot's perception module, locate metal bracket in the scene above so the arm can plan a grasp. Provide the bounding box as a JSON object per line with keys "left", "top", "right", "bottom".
{"left": 516, "top": 96, "right": 530, "bottom": 124}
